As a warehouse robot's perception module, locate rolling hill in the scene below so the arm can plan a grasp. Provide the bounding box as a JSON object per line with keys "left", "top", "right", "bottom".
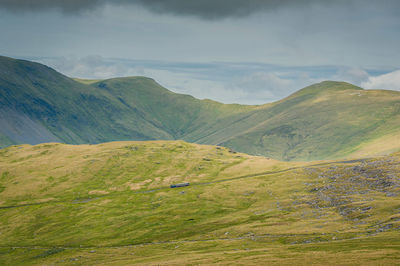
{"left": 0, "top": 141, "right": 400, "bottom": 265}
{"left": 1, "top": 56, "right": 399, "bottom": 161}
{"left": 218, "top": 82, "right": 400, "bottom": 160}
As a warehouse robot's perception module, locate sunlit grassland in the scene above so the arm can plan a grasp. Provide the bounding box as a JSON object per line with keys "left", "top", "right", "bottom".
{"left": 0, "top": 142, "right": 399, "bottom": 265}
{"left": 73, "top": 78, "right": 102, "bottom": 85}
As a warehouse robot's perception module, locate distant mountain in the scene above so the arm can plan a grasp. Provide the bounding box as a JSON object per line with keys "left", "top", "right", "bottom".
{"left": 0, "top": 55, "right": 249, "bottom": 145}
{"left": 218, "top": 81, "right": 400, "bottom": 160}
{"left": 1, "top": 56, "right": 399, "bottom": 160}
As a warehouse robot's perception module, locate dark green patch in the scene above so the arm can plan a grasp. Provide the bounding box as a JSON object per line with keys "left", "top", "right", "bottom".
{"left": 33, "top": 247, "right": 65, "bottom": 259}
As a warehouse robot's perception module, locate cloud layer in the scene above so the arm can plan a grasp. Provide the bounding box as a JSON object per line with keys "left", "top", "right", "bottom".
{"left": 2, "top": 0, "right": 400, "bottom": 67}
{"left": 2, "top": 0, "right": 398, "bottom": 19}
{"left": 132, "top": 0, "right": 328, "bottom": 19}
{"left": 0, "top": 0, "right": 102, "bottom": 13}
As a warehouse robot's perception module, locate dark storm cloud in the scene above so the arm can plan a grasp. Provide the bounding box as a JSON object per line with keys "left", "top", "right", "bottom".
{"left": 138, "top": 0, "right": 400, "bottom": 19}
{"left": 133, "top": 0, "right": 328, "bottom": 19}
{"left": 2, "top": 0, "right": 397, "bottom": 18}
{"left": 0, "top": 0, "right": 102, "bottom": 13}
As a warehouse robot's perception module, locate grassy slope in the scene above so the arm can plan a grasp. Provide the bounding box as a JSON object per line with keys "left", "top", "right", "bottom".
{"left": 0, "top": 142, "right": 399, "bottom": 265}
{"left": 52, "top": 78, "right": 400, "bottom": 161}
{"left": 0, "top": 56, "right": 177, "bottom": 144}
{"left": 219, "top": 81, "right": 400, "bottom": 161}
{"left": 1, "top": 56, "right": 400, "bottom": 161}
{"left": 72, "top": 78, "right": 102, "bottom": 85}
{"left": 88, "top": 77, "right": 252, "bottom": 141}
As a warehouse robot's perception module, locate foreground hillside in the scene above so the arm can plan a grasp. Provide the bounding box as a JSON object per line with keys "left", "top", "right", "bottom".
{"left": 1, "top": 56, "right": 400, "bottom": 160}
{"left": 0, "top": 141, "right": 400, "bottom": 265}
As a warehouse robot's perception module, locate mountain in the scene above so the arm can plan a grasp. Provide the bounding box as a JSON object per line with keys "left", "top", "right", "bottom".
{"left": 1, "top": 141, "right": 399, "bottom": 264}
{"left": 218, "top": 81, "right": 400, "bottom": 160}
{"left": 1, "top": 56, "right": 400, "bottom": 161}
{"left": 0, "top": 56, "right": 248, "bottom": 145}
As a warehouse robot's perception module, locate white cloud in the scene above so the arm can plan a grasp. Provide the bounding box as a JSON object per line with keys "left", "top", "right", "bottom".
{"left": 361, "top": 70, "right": 400, "bottom": 91}
{"left": 228, "top": 71, "right": 327, "bottom": 103}
{"left": 229, "top": 72, "right": 294, "bottom": 103}
{"left": 334, "top": 67, "right": 369, "bottom": 85}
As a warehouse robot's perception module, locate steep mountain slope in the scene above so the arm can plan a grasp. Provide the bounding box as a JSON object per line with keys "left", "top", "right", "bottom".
{"left": 0, "top": 56, "right": 168, "bottom": 144}
{"left": 87, "top": 76, "right": 252, "bottom": 141}
{"left": 0, "top": 56, "right": 251, "bottom": 147}
{"left": 1, "top": 56, "right": 399, "bottom": 161}
{"left": 1, "top": 142, "right": 400, "bottom": 264}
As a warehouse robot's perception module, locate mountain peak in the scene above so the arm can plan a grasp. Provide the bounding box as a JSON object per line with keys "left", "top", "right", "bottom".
{"left": 293, "top": 81, "right": 363, "bottom": 97}
{"left": 315, "top": 80, "right": 363, "bottom": 89}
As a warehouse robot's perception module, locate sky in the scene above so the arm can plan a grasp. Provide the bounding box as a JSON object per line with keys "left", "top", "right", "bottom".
{"left": 1, "top": 0, "right": 400, "bottom": 104}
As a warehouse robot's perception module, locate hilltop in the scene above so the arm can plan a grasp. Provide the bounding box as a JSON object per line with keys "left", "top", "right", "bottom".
{"left": 1, "top": 56, "right": 400, "bottom": 160}
{"left": 0, "top": 141, "right": 399, "bottom": 264}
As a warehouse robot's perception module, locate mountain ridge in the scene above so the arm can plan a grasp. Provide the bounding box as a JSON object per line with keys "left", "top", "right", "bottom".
{"left": 0, "top": 56, "right": 399, "bottom": 161}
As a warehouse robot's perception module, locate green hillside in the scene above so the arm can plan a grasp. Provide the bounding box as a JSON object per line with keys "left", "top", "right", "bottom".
{"left": 1, "top": 56, "right": 400, "bottom": 161}
{"left": 219, "top": 81, "right": 400, "bottom": 160}
{"left": 0, "top": 142, "right": 400, "bottom": 265}
{"left": 0, "top": 56, "right": 249, "bottom": 146}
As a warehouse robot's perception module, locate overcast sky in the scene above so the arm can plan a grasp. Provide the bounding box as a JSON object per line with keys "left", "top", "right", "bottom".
{"left": 1, "top": 0, "right": 400, "bottom": 104}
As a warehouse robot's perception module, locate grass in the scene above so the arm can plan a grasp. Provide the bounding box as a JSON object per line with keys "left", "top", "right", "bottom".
{"left": 0, "top": 141, "right": 399, "bottom": 264}
{"left": 72, "top": 78, "right": 102, "bottom": 85}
